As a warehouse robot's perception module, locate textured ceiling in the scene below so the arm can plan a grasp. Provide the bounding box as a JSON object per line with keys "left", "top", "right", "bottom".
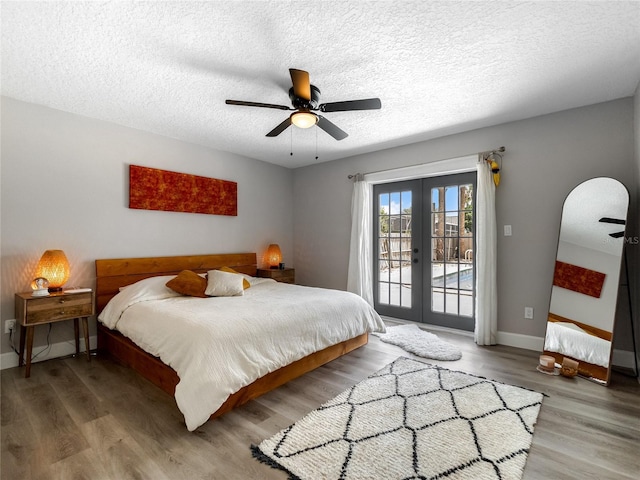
{"left": 2, "top": 1, "right": 639, "bottom": 169}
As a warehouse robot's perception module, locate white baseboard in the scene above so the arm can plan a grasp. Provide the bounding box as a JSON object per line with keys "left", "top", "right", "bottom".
{"left": 496, "top": 331, "right": 544, "bottom": 352}
{"left": 0, "top": 335, "right": 96, "bottom": 370}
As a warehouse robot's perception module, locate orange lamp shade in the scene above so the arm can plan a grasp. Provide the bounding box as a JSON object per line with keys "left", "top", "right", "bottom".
{"left": 35, "top": 250, "right": 70, "bottom": 292}
{"left": 265, "top": 244, "right": 282, "bottom": 269}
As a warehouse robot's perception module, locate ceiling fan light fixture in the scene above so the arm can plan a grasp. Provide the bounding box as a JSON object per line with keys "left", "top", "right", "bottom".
{"left": 290, "top": 111, "right": 317, "bottom": 129}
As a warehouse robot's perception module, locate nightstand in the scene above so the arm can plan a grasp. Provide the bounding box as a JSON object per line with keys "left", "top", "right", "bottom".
{"left": 15, "top": 290, "right": 95, "bottom": 378}
{"left": 256, "top": 267, "right": 295, "bottom": 284}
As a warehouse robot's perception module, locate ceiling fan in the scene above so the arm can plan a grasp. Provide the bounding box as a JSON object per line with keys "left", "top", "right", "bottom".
{"left": 225, "top": 68, "right": 381, "bottom": 141}
{"left": 599, "top": 217, "right": 626, "bottom": 238}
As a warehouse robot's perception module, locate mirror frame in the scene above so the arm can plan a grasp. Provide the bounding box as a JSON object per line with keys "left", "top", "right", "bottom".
{"left": 543, "top": 177, "right": 629, "bottom": 385}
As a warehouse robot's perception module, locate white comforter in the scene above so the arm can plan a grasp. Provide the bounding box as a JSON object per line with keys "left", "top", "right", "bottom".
{"left": 98, "top": 275, "right": 385, "bottom": 430}
{"left": 544, "top": 321, "right": 611, "bottom": 368}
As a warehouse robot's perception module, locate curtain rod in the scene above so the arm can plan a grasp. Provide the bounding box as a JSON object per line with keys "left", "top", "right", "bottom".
{"left": 347, "top": 146, "right": 505, "bottom": 179}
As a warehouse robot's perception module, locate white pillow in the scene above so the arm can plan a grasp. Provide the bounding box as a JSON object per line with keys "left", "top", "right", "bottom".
{"left": 205, "top": 269, "right": 245, "bottom": 297}
{"left": 99, "top": 275, "right": 182, "bottom": 329}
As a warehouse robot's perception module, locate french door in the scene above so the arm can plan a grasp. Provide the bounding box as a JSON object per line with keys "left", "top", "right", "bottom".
{"left": 373, "top": 180, "right": 423, "bottom": 322}
{"left": 373, "top": 172, "right": 476, "bottom": 331}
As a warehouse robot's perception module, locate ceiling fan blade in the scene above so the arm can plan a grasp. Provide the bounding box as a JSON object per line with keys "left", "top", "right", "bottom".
{"left": 317, "top": 115, "right": 348, "bottom": 141}
{"left": 599, "top": 217, "right": 626, "bottom": 225}
{"left": 289, "top": 69, "right": 311, "bottom": 101}
{"left": 266, "top": 117, "right": 292, "bottom": 137}
{"left": 319, "top": 98, "right": 382, "bottom": 112}
{"left": 226, "top": 99, "right": 291, "bottom": 111}
{"left": 609, "top": 231, "right": 625, "bottom": 238}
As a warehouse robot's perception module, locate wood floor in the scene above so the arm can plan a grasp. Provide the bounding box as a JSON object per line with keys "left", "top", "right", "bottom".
{"left": 2, "top": 323, "right": 639, "bottom": 479}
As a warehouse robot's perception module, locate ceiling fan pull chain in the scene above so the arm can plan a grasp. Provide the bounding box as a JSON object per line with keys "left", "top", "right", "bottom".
{"left": 315, "top": 127, "right": 319, "bottom": 161}
{"left": 290, "top": 126, "right": 293, "bottom": 156}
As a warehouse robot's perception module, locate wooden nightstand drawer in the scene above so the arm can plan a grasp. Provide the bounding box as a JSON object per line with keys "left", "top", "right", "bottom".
{"left": 257, "top": 268, "right": 295, "bottom": 284}
{"left": 17, "top": 292, "right": 94, "bottom": 325}
{"left": 26, "top": 301, "right": 93, "bottom": 324}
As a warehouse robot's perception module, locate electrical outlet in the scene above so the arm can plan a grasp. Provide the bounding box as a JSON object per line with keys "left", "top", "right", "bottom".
{"left": 524, "top": 307, "right": 534, "bottom": 319}
{"left": 5, "top": 319, "right": 16, "bottom": 334}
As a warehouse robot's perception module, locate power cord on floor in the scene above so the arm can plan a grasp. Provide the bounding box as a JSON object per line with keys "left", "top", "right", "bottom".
{"left": 8, "top": 323, "right": 53, "bottom": 361}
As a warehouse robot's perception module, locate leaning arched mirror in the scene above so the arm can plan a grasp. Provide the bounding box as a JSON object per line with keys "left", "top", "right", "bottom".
{"left": 542, "top": 177, "right": 629, "bottom": 385}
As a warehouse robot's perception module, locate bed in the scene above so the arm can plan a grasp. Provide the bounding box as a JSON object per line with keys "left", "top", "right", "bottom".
{"left": 543, "top": 312, "right": 613, "bottom": 383}
{"left": 95, "top": 253, "right": 385, "bottom": 430}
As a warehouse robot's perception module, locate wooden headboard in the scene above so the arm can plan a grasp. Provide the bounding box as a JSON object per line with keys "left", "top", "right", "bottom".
{"left": 95, "top": 252, "right": 257, "bottom": 313}
{"left": 547, "top": 312, "right": 612, "bottom": 341}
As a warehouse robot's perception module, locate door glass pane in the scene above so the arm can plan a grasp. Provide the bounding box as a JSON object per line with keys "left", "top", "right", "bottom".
{"left": 460, "top": 266, "right": 473, "bottom": 290}
{"left": 431, "top": 187, "right": 444, "bottom": 212}
{"left": 400, "top": 266, "right": 412, "bottom": 308}
{"left": 379, "top": 282, "right": 389, "bottom": 303}
{"left": 431, "top": 237, "right": 444, "bottom": 262}
{"left": 432, "top": 213, "right": 444, "bottom": 237}
{"left": 444, "top": 238, "right": 457, "bottom": 261}
{"left": 378, "top": 262, "right": 389, "bottom": 282}
{"left": 390, "top": 284, "right": 400, "bottom": 305}
{"left": 432, "top": 289, "right": 444, "bottom": 313}
{"left": 445, "top": 292, "right": 459, "bottom": 314}
{"left": 379, "top": 193, "right": 389, "bottom": 211}
{"left": 378, "top": 216, "right": 388, "bottom": 236}
{"left": 400, "top": 238, "right": 411, "bottom": 264}
{"left": 460, "top": 289, "right": 473, "bottom": 317}
{"left": 445, "top": 263, "right": 459, "bottom": 288}
{"left": 432, "top": 264, "right": 444, "bottom": 287}
{"left": 401, "top": 215, "right": 412, "bottom": 235}
{"left": 390, "top": 192, "right": 400, "bottom": 214}
{"left": 461, "top": 184, "right": 473, "bottom": 209}
{"left": 445, "top": 186, "right": 458, "bottom": 212}
{"left": 461, "top": 212, "right": 473, "bottom": 237}
{"left": 401, "top": 191, "right": 411, "bottom": 212}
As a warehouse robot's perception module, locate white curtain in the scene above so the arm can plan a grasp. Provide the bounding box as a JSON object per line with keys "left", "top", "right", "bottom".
{"left": 474, "top": 157, "right": 498, "bottom": 345}
{"left": 347, "top": 174, "right": 374, "bottom": 305}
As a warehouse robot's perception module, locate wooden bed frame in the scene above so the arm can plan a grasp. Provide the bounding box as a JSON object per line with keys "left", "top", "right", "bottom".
{"left": 544, "top": 312, "right": 612, "bottom": 384}
{"left": 95, "top": 252, "right": 368, "bottom": 421}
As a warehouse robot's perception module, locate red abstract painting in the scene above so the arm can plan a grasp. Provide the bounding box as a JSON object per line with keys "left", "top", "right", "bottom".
{"left": 129, "top": 165, "right": 237, "bottom": 216}
{"left": 553, "top": 260, "right": 606, "bottom": 298}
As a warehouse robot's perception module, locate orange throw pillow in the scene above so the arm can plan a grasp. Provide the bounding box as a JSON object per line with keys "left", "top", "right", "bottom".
{"left": 166, "top": 270, "right": 208, "bottom": 298}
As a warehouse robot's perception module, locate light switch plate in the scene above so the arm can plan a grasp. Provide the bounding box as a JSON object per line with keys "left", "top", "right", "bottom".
{"left": 504, "top": 225, "right": 512, "bottom": 236}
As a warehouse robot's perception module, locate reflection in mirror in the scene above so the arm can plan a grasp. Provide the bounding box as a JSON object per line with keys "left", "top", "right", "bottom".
{"left": 543, "top": 177, "right": 629, "bottom": 385}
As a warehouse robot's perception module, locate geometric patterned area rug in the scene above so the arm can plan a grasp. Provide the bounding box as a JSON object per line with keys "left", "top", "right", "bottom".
{"left": 252, "top": 357, "right": 543, "bottom": 480}
{"left": 373, "top": 324, "right": 463, "bottom": 361}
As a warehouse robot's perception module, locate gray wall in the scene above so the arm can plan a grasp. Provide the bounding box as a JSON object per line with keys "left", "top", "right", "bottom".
{"left": 293, "top": 98, "right": 637, "bottom": 348}
{"left": 1, "top": 97, "right": 294, "bottom": 356}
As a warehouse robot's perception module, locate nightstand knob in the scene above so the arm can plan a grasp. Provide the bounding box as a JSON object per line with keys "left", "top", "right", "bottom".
{"left": 59, "top": 299, "right": 65, "bottom": 304}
